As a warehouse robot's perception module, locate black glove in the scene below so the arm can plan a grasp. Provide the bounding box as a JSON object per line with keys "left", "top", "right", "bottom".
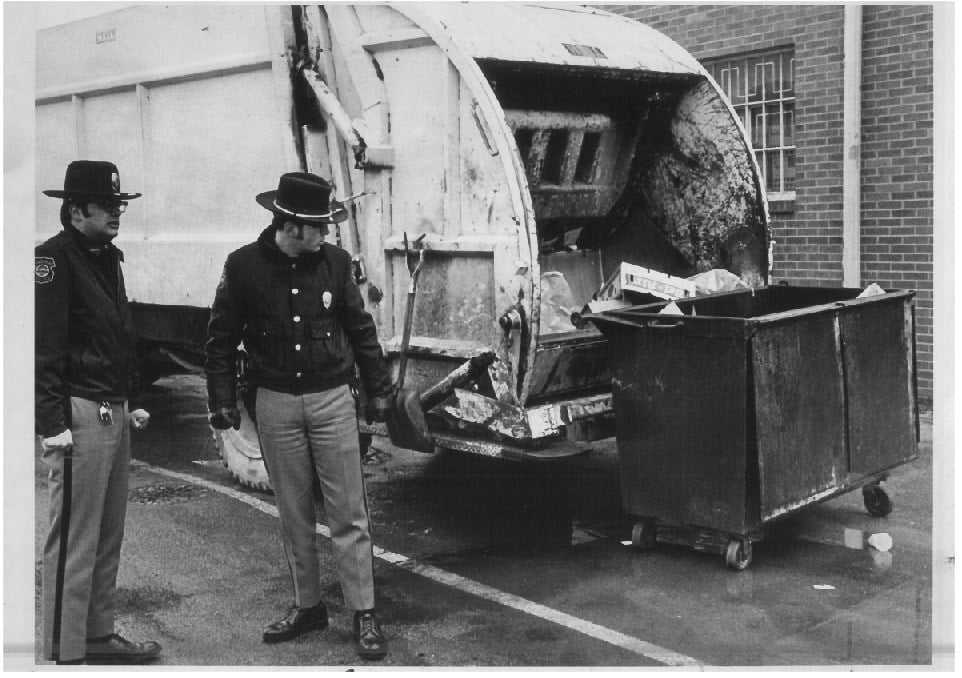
{"left": 210, "top": 406, "right": 241, "bottom": 430}
{"left": 365, "top": 395, "right": 392, "bottom": 425}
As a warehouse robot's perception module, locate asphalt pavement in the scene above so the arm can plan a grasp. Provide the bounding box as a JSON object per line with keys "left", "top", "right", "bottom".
{"left": 28, "top": 373, "right": 939, "bottom": 669}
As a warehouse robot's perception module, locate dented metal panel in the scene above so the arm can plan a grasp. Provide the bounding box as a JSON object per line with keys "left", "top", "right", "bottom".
{"left": 752, "top": 314, "right": 847, "bottom": 520}
{"left": 840, "top": 298, "right": 918, "bottom": 475}
{"left": 442, "top": 389, "right": 532, "bottom": 441}
{"left": 596, "top": 315, "right": 751, "bottom": 535}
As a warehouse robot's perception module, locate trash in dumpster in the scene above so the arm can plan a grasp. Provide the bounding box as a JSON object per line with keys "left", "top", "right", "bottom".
{"left": 658, "top": 301, "right": 686, "bottom": 315}
{"left": 688, "top": 268, "right": 752, "bottom": 295}
{"left": 858, "top": 282, "right": 886, "bottom": 298}
{"left": 592, "top": 263, "right": 697, "bottom": 305}
{"left": 619, "top": 262, "right": 698, "bottom": 300}
{"left": 591, "top": 263, "right": 748, "bottom": 315}
{"left": 584, "top": 298, "right": 634, "bottom": 314}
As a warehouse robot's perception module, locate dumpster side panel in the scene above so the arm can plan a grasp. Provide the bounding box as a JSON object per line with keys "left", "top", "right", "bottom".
{"left": 840, "top": 299, "right": 918, "bottom": 475}
{"left": 752, "top": 316, "right": 847, "bottom": 520}
{"left": 606, "top": 324, "right": 749, "bottom": 534}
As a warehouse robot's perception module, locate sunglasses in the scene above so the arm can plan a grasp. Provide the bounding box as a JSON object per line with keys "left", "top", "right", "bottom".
{"left": 92, "top": 199, "right": 128, "bottom": 214}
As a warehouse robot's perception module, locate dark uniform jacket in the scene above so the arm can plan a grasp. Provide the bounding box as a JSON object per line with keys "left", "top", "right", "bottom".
{"left": 205, "top": 226, "right": 392, "bottom": 411}
{"left": 35, "top": 227, "right": 139, "bottom": 438}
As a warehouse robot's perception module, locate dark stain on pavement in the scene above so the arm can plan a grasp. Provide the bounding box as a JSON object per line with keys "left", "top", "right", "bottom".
{"left": 115, "top": 585, "right": 188, "bottom": 613}
{"left": 524, "top": 627, "right": 560, "bottom": 642}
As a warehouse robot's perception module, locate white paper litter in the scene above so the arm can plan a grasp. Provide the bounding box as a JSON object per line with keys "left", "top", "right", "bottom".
{"left": 659, "top": 301, "right": 684, "bottom": 315}
{"left": 813, "top": 584, "right": 836, "bottom": 590}
{"left": 867, "top": 533, "right": 893, "bottom": 552}
{"left": 843, "top": 527, "right": 865, "bottom": 549}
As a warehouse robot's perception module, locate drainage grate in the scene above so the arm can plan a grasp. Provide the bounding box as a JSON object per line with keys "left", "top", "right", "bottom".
{"left": 128, "top": 483, "right": 210, "bottom": 505}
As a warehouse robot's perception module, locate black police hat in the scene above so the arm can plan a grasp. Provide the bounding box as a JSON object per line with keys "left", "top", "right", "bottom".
{"left": 42, "top": 160, "right": 142, "bottom": 200}
{"left": 256, "top": 172, "right": 348, "bottom": 225}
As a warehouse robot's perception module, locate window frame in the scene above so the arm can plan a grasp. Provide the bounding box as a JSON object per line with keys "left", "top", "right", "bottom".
{"left": 704, "top": 48, "right": 797, "bottom": 202}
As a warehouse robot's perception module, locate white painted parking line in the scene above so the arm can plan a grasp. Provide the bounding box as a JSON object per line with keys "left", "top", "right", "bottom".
{"left": 132, "top": 461, "right": 702, "bottom": 667}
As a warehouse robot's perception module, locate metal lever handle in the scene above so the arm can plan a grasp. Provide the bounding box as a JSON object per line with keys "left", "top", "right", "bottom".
{"left": 645, "top": 320, "right": 684, "bottom": 330}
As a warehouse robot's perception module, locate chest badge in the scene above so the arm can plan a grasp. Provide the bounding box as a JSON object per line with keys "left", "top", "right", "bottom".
{"left": 323, "top": 291, "right": 333, "bottom": 309}
{"left": 35, "top": 257, "right": 56, "bottom": 285}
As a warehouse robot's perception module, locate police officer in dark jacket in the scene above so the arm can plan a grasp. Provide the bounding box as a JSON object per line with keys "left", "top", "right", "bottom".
{"left": 205, "top": 172, "right": 394, "bottom": 660}
{"left": 36, "top": 161, "right": 161, "bottom": 665}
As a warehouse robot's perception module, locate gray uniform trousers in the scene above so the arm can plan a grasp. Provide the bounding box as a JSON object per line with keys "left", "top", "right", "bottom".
{"left": 255, "top": 384, "right": 376, "bottom": 611}
{"left": 41, "top": 398, "right": 129, "bottom": 662}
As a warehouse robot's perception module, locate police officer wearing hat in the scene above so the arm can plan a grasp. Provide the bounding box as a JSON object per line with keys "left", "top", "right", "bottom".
{"left": 36, "top": 161, "right": 161, "bottom": 665}
{"left": 205, "top": 172, "right": 394, "bottom": 659}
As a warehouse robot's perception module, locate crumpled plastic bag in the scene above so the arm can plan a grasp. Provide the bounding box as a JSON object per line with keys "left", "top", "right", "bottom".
{"left": 688, "top": 268, "right": 751, "bottom": 295}
{"left": 540, "top": 272, "right": 578, "bottom": 333}
{"left": 857, "top": 282, "right": 886, "bottom": 298}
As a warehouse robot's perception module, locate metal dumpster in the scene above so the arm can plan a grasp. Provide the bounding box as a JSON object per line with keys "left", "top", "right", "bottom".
{"left": 586, "top": 285, "right": 919, "bottom": 570}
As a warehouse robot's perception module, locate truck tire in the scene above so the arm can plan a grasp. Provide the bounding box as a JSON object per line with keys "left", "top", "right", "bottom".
{"left": 211, "top": 400, "right": 273, "bottom": 493}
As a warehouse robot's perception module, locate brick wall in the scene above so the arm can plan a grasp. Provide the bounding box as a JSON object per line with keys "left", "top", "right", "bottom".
{"left": 603, "top": 4, "right": 934, "bottom": 401}
{"left": 860, "top": 5, "right": 934, "bottom": 400}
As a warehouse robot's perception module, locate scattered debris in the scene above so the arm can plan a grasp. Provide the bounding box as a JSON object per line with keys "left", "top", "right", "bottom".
{"left": 812, "top": 584, "right": 835, "bottom": 590}
{"left": 843, "top": 528, "right": 893, "bottom": 552}
{"left": 867, "top": 532, "right": 893, "bottom": 552}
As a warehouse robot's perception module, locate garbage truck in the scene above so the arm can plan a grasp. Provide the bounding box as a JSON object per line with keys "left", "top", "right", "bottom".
{"left": 36, "top": 2, "right": 775, "bottom": 490}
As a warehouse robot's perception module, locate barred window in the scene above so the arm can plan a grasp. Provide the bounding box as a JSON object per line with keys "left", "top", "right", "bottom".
{"left": 705, "top": 49, "right": 796, "bottom": 199}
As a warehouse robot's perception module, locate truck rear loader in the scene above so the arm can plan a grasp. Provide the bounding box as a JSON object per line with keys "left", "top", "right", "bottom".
{"left": 37, "top": 2, "right": 774, "bottom": 489}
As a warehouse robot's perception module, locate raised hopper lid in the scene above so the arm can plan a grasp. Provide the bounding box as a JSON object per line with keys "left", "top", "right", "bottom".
{"left": 416, "top": 3, "right": 703, "bottom": 76}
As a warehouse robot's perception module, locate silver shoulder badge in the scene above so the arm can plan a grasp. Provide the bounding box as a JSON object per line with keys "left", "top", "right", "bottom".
{"left": 35, "top": 257, "right": 56, "bottom": 285}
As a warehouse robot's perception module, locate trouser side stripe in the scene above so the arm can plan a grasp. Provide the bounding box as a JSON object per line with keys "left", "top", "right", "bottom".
{"left": 51, "top": 452, "right": 74, "bottom": 660}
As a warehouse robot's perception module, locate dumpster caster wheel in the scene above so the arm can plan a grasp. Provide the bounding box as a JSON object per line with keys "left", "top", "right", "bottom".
{"left": 725, "top": 539, "right": 752, "bottom": 571}
{"left": 863, "top": 486, "right": 892, "bottom": 517}
{"left": 630, "top": 520, "right": 657, "bottom": 550}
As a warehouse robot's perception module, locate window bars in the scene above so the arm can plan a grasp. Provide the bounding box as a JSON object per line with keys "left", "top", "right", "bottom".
{"left": 705, "top": 49, "right": 796, "bottom": 199}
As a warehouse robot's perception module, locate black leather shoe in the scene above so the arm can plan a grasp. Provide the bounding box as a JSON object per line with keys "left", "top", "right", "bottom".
{"left": 353, "top": 610, "right": 387, "bottom": 660}
{"left": 84, "top": 633, "right": 161, "bottom": 665}
{"left": 262, "top": 602, "right": 329, "bottom": 643}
